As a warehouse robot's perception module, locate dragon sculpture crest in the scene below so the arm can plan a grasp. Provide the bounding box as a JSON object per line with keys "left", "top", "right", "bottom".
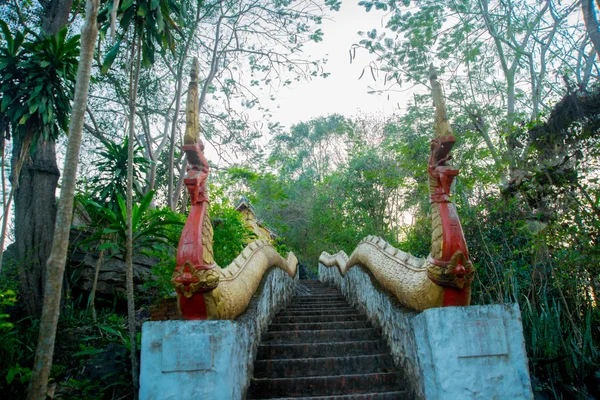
{"left": 320, "top": 66, "right": 475, "bottom": 311}
{"left": 170, "top": 58, "right": 297, "bottom": 320}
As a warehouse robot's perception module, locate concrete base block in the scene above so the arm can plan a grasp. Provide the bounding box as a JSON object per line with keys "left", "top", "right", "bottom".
{"left": 140, "top": 267, "right": 297, "bottom": 400}
{"left": 140, "top": 320, "right": 241, "bottom": 400}
{"left": 319, "top": 263, "right": 533, "bottom": 400}
{"left": 414, "top": 304, "right": 533, "bottom": 399}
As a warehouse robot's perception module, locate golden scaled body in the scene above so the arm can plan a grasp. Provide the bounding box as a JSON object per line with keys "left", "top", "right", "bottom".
{"left": 319, "top": 236, "right": 444, "bottom": 312}
{"left": 204, "top": 240, "right": 298, "bottom": 320}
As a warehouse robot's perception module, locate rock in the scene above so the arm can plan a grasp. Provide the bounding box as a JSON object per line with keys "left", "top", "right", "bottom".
{"left": 68, "top": 228, "right": 160, "bottom": 296}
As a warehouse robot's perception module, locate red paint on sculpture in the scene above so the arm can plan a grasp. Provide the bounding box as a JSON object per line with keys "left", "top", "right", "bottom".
{"left": 427, "top": 67, "right": 475, "bottom": 306}
{"left": 171, "top": 59, "right": 218, "bottom": 320}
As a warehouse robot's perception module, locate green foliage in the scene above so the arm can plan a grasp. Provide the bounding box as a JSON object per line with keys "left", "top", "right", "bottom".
{"left": 53, "top": 305, "right": 135, "bottom": 399}
{"left": 0, "top": 24, "right": 79, "bottom": 145}
{"left": 0, "top": 289, "right": 36, "bottom": 397}
{"left": 80, "top": 190, "right": 183, "bottom": 257}
{"left": 0, "top": 289, "right": 16, "bottom": 329}
{"left": 210, "top": 187, "right": 257, "bottom": 267}
{"left": 87, "top": 136, "right": 150, "bottom": 210}
{"left": 98, "top": 0, "right": 182, "bottom": 71}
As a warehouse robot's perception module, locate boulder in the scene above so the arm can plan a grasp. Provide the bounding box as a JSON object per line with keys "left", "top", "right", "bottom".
{"left": 68, "top": 228, "right": 160, "bottom": 296}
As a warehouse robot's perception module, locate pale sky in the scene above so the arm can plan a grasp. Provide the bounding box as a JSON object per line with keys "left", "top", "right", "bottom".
{"left": 263, "top": 2, "right": 403, "bottom": 128}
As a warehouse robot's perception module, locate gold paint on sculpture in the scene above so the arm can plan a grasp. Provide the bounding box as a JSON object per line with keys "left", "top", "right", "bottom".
{"left": 320, "top": 65, "right": 474, "bottom": 311}
{"left": 171, "top": 262, "right": 220, "bottom": 298}
{"left": 184, "top": 58, "right": 200, "bottom": 146}
{"left": 202, "top": 210, "right": 215, "bottom": 265}
{"left": 320, "top": 237, "right": 444, "bottom": 312}
{"left": 173, "top": 57, "right": 298, "bottom": 320}
{"left": 203, "top": 240, "right": 298, "bottom": 320}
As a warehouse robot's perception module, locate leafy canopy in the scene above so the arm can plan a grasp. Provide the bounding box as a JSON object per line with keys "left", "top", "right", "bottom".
{"left": 0, "top": 23, "right": 79, "bottom": 147}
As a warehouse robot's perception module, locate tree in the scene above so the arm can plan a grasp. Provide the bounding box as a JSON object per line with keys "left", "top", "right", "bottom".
{"left": 27, "top": 0, "right": 100, "bottom": 398}
{"left": 0, "top": 3, "right": 80, "bottom": 316}
{"left": 355, "top": 0, "right": 590, "bottom": 176}
{"left": 88, "top": 135, "right": 150, "bottom": 211}
{"left": 97, "top": 0, "right": 183, "bottom": 393}
{"left": 581, "top": 0, "right": 600, "bottom": 57}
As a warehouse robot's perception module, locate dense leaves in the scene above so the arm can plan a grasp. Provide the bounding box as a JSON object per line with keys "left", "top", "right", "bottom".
{"left": 80, "top": 190, "right": 183, "bottom": 257}
{"left": 98, "top": 0, "right": 182, "bottom": 72}
{"left": 0, "top": 24, "right": 79, "bottom": 146}
{"left": 86, "top": 135, "right": 150, "bottom": 210}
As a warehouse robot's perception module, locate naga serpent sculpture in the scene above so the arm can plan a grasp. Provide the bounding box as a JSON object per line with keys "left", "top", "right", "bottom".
{"left": 319, "top": 66, "right": 475, "bottom": 311}
{"left": 170, "top": 58, "right": 297, "bottom": 320}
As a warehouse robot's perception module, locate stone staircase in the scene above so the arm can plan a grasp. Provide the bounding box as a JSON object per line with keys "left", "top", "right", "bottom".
{"left": 247, "top": 280, "right": 411, "bottom": 399}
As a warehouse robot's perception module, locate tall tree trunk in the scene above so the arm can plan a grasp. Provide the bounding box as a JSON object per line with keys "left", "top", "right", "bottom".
{"left": 89, "top": 244, "right": 105, "bottom": 322}
{"left": 172, "top": 158, "right": 187, "bottom": 209}
{"left": 13, "top": 139, "right": 59, "bottom": 316}
{"left": 582, "top": 0, "right": 600, "bottom": 57}
{"left": 27, "top": 0, "right": 99, "bottom": 398}
{"left": 41, "top": 0, "right": 74, "bottom": 37}
{"left": 0, "top": 144, "right": 14, "bottom": 274}
{"left": 126, "top": 30, "right": 142, "bottom": 397}
{"left": 11, "top": 0, "right": 75, "bottom": 317}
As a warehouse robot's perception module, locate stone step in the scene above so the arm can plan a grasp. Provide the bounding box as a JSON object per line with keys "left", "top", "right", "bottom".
{"left": 289, "top": 300, "right": 348, "bottom": 304}
{"left": 257, "top": 340, "right": 386, "bottom": 360}
{"left": 268, "top": 321, "right": 369, "bottom": 332}
{"left": 273, "top": 314, "right": 367, "bottom": 324}
{"left": 287, "top": 302, "right": 349, "bottom": 308}
{"left": 253, "top": 354, "right": 396, "bottom": 378}
{"left": 262, "top": 328, "right": 380, "bottom": 344}
{"left": 293, "top": 296, "right": 346, "bottom": 302}
{"left": 260, "top": 392, "right": 410, "bottom": 400}
{"left": 288, "top": 299, "right": 349, "bottom": 307}
{"left": 279, "top": 309, "right": 360, "bottom": 317}
{"left": 248, "top": 372, "right": 404, "bottom": 398}
{"left": 249, "top": 281, "right": 410, "bottom": 399}
{"left": 282, "top": 307, "right": 356, "bottom": 313}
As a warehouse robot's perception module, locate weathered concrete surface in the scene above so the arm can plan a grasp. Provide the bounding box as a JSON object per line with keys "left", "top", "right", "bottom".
{"left": 320, "top": 263, "right": 533, "bottom": 400}
{"left": 140, "top": 267, "right": 298, "bottom": 400}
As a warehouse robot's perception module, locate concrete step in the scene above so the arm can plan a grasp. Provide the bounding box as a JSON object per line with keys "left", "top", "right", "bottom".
{"left": 248, "top": 372, "right": 404, "bottom": 398}
{"left": 279, "top": 309, "right": 360, "bottom": 317}
{"left": 273, "top": 314, "right": 367, "bottom": 324}
{"left": 257, "top": 340, "right": 386, "bottom": 360}
{"left": 249, "top": 281, "right": 411, "bottom": 399}
{"left": 293, "top": 296, "right": 346, "bottom": 302}
{"left": 282, "top": 307, "right": 356, "bottom": 313}
{"left": 253, "top": 354, "right": 396, "bottom": 378}
{"left": 262, "top": 328, "right": 380, "bottom": 344}
{"left": 259, "top": 393, "right": 410, "bottom": 400}
{"left": 268, "top": 321, "right": 370, "bottom": 332}
{"left": 287, "top": 302, "right": 350, "bottom": 308}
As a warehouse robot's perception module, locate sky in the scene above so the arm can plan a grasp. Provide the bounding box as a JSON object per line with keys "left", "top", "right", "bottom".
{"left": 260, "top": 2, "right": 404, "bottom": 129}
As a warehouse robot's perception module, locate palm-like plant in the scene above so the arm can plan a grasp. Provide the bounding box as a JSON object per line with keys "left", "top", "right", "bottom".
{"left": 82, "top": 190, "right": 183, "bottom": 257}
{"left": 98, "top": 0, "right": 182, "bottom": 72}
{"left": 0, "top": 23, "right": 79, "bottom": 150}
{"left": 89, "top": 136, "right": 150, "bottom": 211}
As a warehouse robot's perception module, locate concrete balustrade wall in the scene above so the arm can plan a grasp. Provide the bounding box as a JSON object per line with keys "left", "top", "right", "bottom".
{"left": 140, "top": 267, "right": 298, "bottom": 400}
{"left": 319, "top": 263, "right": 534, "bottom": 400}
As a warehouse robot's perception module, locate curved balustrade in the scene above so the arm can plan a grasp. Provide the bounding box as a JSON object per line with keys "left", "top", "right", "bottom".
{"left": 203, "top": 240, "right": 297, "bottom": 319}
{"left": 319, "top": 236, "right": 443, "bottom": 312}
